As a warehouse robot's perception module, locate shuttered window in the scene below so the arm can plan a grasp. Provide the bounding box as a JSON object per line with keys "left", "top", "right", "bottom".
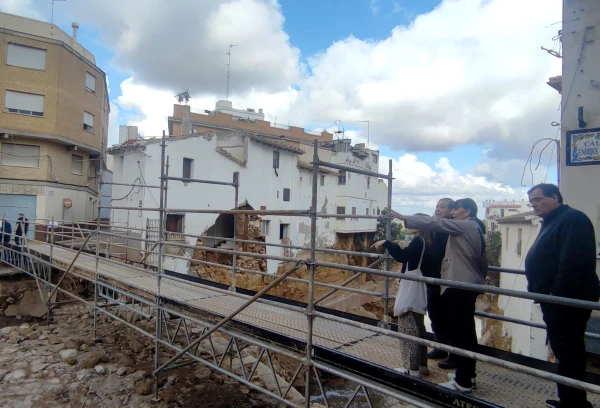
{"left": 71, "top": 154, "right": 83, "bottom": 175}
{"left": 4, "top": 90, "right": 44, "bottom": 116}
{"left": 85, "top": 72, "right": 96, "bottom": 93}
{"left": 7, "top": 43, "right": 46, "bottom": 70}
{"left": 83, "top": 111, "right": 94, "bottom": 132}
{"left": 1, "top": 143, "right": 40, "bottom": 167}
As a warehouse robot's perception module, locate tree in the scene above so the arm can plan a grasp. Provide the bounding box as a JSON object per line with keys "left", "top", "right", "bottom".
{"left": 486, "top": 231, "right": 502, "bottom": 267}
{"left": 375, "top": 209, "right": 404, "bottom": 241}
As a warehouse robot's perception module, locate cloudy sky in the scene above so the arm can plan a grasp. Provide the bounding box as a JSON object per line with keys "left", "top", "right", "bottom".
{"left": 0, "top": 0, "right": 563, "bottom": 214}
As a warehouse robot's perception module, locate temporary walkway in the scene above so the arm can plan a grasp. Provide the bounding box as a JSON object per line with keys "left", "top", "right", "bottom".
{"left": 15, "top": 240, "right": 599, "bottom": 408}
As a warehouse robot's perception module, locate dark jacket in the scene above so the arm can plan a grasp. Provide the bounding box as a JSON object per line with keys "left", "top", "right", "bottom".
{"left": 383, "top": 236, "right": 437, "bottom": 278}
{"left": 1, "top": 221, "right": 11, "bottom": 245}
{"left": 525, "top": 205, "right": 600, "bottom": 301}
{"left": 431, "top": 232, "right": 449, "bottom": 280}
{"left": 16, "top": 217, "right": 29, "bottom": 237}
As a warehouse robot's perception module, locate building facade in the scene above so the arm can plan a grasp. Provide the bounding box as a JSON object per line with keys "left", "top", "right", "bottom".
{"left": 555, "top": 0, "right": 600, "bottom": 261}
{"left": 0, "top": 12, "right": 109, "bottom": 230}
{"left": 495, "top": 212, "right": 548, "bottom": 360}
{"left": 108, "top": 126, "right": 385, "bottom": 275}
{"left": 483, "top": 199, "right": 530, "bottom": 235}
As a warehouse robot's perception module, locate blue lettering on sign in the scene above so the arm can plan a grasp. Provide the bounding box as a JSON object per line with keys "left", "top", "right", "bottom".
{"left": 577, "top": 148, "right": 599, "bottom": 157}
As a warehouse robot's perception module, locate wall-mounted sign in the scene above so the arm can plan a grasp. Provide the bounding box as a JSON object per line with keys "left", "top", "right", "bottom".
{"left": 566, "top": 128, "right": 600, "bottom": 166}
{"left": 63, "top": 198, "right": 72, "bottom": 208}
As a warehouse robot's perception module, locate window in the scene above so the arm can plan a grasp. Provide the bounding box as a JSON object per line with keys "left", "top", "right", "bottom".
{"left": 352, "top": 207, "right": 357, "bottom": 220}
{"left": 7, "top": 43, "right": 46, "bottom": 70}
{"left": 338, "top": 170, "right": 346, "bottom": 185}
{"left": 283, "top": 188, "right": 290, "bottom": 202}
{"left": 85, "top": 72, "right": 96, "bottom": 94}
{"left": 273, "top": 151, "right": 280, "bottom": 168}
{"left": 300, "top": 177, "right": 303, "bottom": 182}
{"left": 500, "top": 209, "right": 505, "bottom": 217}
{"left": 320, "top": 175, "right": 325, "bottom": 186}
{"left": 279, "top": 223, "right": 289, "bottom": 239}
{"left": 83, "top": 111, "right": 94, "bottom": 132}
{"left": 71, "top": 154, "right": 83, "bottom": 175}
{"left": 505, "top": 227, "right": 509, "bottom": 249}
{"left": 1, "top": 143, "right": 40, "bottom": 167}
{"left": 516, "top": 228, "right": 523, "bottom": 256}
{"left": 336, "top": 206, "right": 345, "bottom": 220}
{"left": 5, "top": 90, "right": 44, "bottom": 116}
{"left": 377, "top": 208, "right": 381, "bottom": 215}
{"left": 183, "top": 158, "right": 194, "bottom": 179}
{"left": 367, "top": 177, "right": 370, "bottom": 189}
{"left": 372, "top": 154, "right": 378, "bottom": 163}
{"left": 366, "top": 208, "right": 369, "bottom": 215}
{"left": 373, "top": 209, "right": 376, "bottom": 215}
{"left": 261, "top": 220, "right": 271, "bottom": 236}
{"left": 166, "top": 214, "right": 184, "bottom": 233}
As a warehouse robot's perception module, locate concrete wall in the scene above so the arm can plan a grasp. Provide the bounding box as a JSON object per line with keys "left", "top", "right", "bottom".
{"left": 560, "top": 1, "right": 600, "bottom": 252}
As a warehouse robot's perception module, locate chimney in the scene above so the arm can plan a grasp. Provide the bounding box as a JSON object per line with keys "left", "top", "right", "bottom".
{"left": 72, "top": 22, "right": 79, "bottom": 42}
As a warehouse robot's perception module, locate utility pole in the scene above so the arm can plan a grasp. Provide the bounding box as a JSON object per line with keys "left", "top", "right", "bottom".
{"left": 51, "top": 0, "right": 66, "bottom": 24}
{"left": 225, "top": 44, "right": 237, "bottom": 101}
{"left": 358, "top": 120, "right": 370, "bottom": 148}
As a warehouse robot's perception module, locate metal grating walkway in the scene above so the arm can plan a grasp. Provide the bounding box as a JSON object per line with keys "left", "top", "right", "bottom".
{"left": 29, "top": 242, "right": 600, "bottom": 407}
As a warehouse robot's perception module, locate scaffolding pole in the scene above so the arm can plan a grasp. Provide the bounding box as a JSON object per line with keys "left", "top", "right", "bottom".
{"left": 154, "top": 131, "right": 167, "bottom": 398}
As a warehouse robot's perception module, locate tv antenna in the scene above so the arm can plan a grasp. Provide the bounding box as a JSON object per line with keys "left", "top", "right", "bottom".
{"left": 174, "top": 90, "right": 191, "bottom": 105}
{"left": 224, "top": 44, "right": 237, "bottom": 101}
{"left": 333, "top": 120, "right": 345, "bottom": 140}
{"left": 51, "top": 0, "right": 66, "bottom": 24}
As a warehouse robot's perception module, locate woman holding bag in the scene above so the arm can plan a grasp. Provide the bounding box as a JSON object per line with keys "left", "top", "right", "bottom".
{"left": 372, "top": 216, "right": 435, "bottom": 377}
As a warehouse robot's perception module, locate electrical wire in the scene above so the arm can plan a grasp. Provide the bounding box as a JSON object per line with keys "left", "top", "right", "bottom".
{"left": 137, "top": 161, "right": 159, "bottom": 207}
{"left": 544, "top": 141, "right": 556, "bottom": 183}
{"left": 111, "top": 177, "right": 141, "bottom": 201}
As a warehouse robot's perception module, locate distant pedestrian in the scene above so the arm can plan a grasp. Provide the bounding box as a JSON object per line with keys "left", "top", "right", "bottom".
{"left": 372, "top": 215, "right": 435, "bottom": 377}
{"left": 525, "top": 184, "right": 599, "bottom": 408}
{"left": 15, "top": 213, "right": 29, "bottom": 247}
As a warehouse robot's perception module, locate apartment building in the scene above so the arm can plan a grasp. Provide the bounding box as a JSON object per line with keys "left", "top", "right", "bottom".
{"left": 0, "top": 12, "right": 109, "bottom": 230}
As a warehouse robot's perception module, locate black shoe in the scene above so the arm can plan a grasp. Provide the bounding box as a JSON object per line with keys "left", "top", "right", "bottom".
{"left": 437, "top": 356, "right": 457, "bottom": 369}
{"left": 427, "top": 348, "right": 448, "bottom": 359}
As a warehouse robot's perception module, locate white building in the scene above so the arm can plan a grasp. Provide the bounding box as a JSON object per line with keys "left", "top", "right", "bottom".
{"left": 483, "top": 200, "right": 530, "bottom": 234}
{"left": 108, "top": 129, "right": 386, "bottom": 275}
{"left": 495, "top": 212, "right": 548, "bottom": 359}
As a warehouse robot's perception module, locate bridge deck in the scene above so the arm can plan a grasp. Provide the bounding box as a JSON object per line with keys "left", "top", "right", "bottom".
{"left": 28, "top": 242, "right": 600, "bottom": 408}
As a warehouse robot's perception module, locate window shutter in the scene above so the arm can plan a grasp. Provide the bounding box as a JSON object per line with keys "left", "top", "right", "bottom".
{"left": 7, "top": 44, "right": 46, "bottom": 70}
{"left": 5, "top": 91, "right": 44, "bottom": 113}
{"left": 85, "top": 72, "right": 96, "bottom": 92}
{"left": 83, "top": 111, "right": 94, "bottom": 126}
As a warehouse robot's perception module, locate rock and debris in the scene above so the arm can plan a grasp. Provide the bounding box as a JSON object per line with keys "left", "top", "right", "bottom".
{"left": 0, "top": 303, "right": 287, "bottom": 408}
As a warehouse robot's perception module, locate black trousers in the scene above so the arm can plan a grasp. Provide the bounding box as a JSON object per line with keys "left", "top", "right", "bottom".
{"left": 427, "top": 284, "right": 448, "bottom": 338}
{"left": 442, "top": 288, "right": 479, "bottom": 388}
{"left": 542, "top": 302, "right": 592, "bottom": 406}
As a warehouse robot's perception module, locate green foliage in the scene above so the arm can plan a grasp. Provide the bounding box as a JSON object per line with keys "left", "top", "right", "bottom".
{"left": 486, "top": 231, "right": 502, "bottom": 266}
{"left": 375, "top": 209, "right": 406, "bottom": 241}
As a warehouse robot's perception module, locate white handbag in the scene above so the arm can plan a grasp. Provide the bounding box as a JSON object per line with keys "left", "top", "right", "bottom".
{"left": 393, "top": 237, "right": 428, "bottom": 316}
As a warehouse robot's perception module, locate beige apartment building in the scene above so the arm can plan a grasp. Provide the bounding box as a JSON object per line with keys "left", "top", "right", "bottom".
{"left": 0, "top": 12, "right": 109, "bottom": 230}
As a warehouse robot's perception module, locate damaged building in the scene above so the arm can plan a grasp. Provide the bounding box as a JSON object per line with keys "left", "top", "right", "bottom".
{"left": 107, "top": 102, "right": 387, "bottom": 278}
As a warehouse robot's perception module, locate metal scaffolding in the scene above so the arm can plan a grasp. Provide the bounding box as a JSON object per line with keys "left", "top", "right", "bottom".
{"left": 1, "top": 133, "right": 600, "bottom": 408}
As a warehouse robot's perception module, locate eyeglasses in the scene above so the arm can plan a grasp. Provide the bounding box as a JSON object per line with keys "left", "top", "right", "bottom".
{"left": 527, "top": 196, "right": 548, "bottom": 207}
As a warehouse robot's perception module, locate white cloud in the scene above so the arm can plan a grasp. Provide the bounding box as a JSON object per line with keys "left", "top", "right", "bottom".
{"left": 380, "top": 153, "right": 527, "bottom": 215}
{"left": 370, "top": 0, "right": 380, "bottom": 16}
{"left": 0, "top": 0, "right": 42, "bottom": 19}
{"left": 62, "top": 0, "right": 300, "bottom": 96}
{"left": 283, "top": 0, "right": 562, "bottom": 156}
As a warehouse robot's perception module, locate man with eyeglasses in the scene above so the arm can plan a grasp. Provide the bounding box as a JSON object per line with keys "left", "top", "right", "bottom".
{"left": 525, "top": 183, "right": 599, "bottom": 408}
